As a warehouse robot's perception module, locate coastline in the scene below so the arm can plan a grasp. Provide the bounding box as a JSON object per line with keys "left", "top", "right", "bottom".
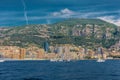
{"left": 2, "top": 58, "right": 120, "bottom": 62}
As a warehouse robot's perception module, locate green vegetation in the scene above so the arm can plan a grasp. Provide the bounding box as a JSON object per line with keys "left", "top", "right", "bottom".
{"left": 0, "top": 18, "right": 119, "bottom": 50}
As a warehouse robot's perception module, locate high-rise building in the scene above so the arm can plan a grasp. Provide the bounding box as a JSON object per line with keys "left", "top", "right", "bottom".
{"left": 98, "top": 47, "right": 103, "bottom": 54}
{"left": 57, "top": 47, "right": 63, "bottom": 55}
{"left": 19, "top": 48, "right": 26, "bottom": 59}
{"left": 43, "top": 41, "right": 49, "bottom": 53}
{"left": 84, "top": 48, "right": 88, "bottom": 54}
{"left": 37, "top": 49, "right": 45, "bottom": 59}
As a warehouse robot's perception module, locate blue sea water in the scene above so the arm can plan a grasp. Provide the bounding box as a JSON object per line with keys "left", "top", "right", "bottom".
{"left": 0, "top": 60, "right": 120, "bottom": 80}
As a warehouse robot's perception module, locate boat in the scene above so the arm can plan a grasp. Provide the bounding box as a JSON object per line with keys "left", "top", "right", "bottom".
{"left": 0, "top": 59, "right": 5, "bottom": 62}
{"left": 50, "top": 53, "right": 71, "bottom": 62}
{"left": 50, "top": 58, "right": 58, "bottom": 62}
{"left": 0, "top": 54, "right": 5, "bottom": 62}
{"left": 107, "top": 57, "right": 113, "bottom": 59}
{"left": 58, "top": 59, "right": 63, "bottom": 62}
{"left": 97, "top": 58, "right": 105, "bottom": 62}
{"left": 66, "top": 58, "right": 71, "bottom": 62}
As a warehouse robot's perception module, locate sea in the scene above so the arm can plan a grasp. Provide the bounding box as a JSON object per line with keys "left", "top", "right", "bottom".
{"left": 0, "top": 60, "right": 120, "bottom": 80}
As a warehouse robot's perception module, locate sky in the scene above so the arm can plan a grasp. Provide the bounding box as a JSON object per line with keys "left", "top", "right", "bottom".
{"left": 0, "top": 0, "right": 120, "bottom": 26}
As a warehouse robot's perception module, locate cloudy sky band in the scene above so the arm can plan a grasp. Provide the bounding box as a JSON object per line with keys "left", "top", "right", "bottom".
{"left": 0, "top": 0, "right": 120, "bottom": 26}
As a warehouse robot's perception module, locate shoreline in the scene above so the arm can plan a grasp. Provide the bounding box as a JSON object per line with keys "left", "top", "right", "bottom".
{"left": 1, "top": 58, "right": 120, "bottom": 61}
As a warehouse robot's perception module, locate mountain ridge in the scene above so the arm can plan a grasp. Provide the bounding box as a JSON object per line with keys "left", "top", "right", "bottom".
{"left": 0, "top": 18, "right": 119, "bottom": 50}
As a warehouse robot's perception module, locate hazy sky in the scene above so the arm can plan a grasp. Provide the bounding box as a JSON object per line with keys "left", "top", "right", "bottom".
{"left": 0, "top": 0, "right": 120, "bottom": 26}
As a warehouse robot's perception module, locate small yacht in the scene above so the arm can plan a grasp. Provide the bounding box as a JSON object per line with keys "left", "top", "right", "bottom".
{"left": 58, "top": 59, "right": 63, "bottom": 62}
{"left": 50, "top": 59, "right": 58, "bottom": 62}
{"left": 66, "top": 58, "right": 71, "bottom": 62}
{"left": 0, "top": 59, "right": 5, "bottom": 62}
{"left": 97, "top": 58, "right": 105, "bottom": 62}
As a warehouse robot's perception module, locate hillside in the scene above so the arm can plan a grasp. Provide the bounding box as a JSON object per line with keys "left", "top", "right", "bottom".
{"left": 0, "top": 18, "right": 119, "bottom": 49}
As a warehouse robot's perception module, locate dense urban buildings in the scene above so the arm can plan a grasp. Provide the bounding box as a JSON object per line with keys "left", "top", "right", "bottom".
{"left": 0, "top": 43, "right": 119, "bottom": 60}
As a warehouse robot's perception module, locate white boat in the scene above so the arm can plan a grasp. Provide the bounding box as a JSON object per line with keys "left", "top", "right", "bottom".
{"left": 50, "top": 59, "right": 58, "bottom": 62}
{"left": 97, "top": 59, "right": 105, "bottom": 62}
{"left": 66, "top": 59, "right": 71, "bottom": 62}
{"left": 58, "top": 59, "right": 63, "bottom": 62}
{"left": 50, "top": 58, "right": 64, "bottom": 62}
{"left": 107, "top": 57, "right": 113, "bottom": 59}
{"left": 0, "top": 59, "right": 5, "bottom": 62}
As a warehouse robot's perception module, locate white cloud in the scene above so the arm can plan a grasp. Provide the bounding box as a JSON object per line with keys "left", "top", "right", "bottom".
{"left": 51, "top": 9, "right": 120, "bottom": 19}
{"left": 52, "top": 8, "right": 75, "bottom": 18}
{"left": 52, "top": 12, "right": 61, "bottom": 16}
{"left": 61, "top": 8, "right": 74, "bottom": 14}
{"left": 98, "top": 16, "right": 120, "bottom": 26}
{"left": 1, "top": 8, "right": 120, "bottom": 26}
{"left": 2, "top": 10, "right": 118, "bottom": 25}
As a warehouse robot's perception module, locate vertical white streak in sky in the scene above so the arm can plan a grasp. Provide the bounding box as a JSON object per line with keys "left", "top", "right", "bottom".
{"left": 21, "top": 0, "right": 28, "bottom": 25}
{"left": 47, "top": 19, "right": 51, "bottom": 24}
